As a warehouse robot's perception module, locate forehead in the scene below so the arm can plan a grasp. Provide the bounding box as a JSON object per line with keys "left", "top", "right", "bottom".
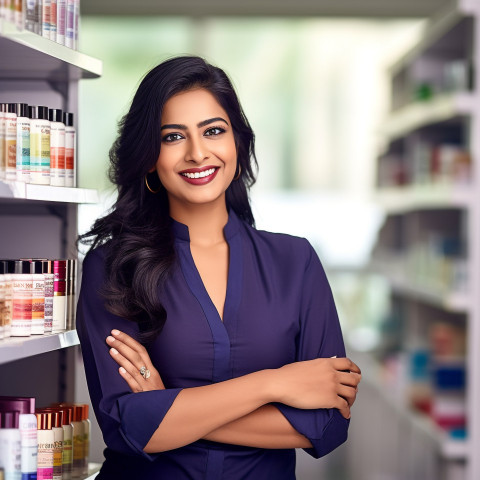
{"left": 161, "top": 88, "right": 229, "bottom": 123}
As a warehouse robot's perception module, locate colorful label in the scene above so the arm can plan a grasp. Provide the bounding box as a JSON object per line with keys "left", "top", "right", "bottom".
{"left": 62, "top": 436, "right": 72, "bottom": 468}
{"left": 19, "top": 414, "right": 38, "bottom": 479}
{"left": 5, "top": 114, "right": 17, "bottom": 179}
{"left": 31, "top": 277, "right": 45, "bottom": 334}
{"left": 11, "top": 278, "right": 33, "bottom": 336}
{"left": 37, "top": 439, "right": 54, "bottom": 480}
{"left": 30, "top": 122, "right": 50, "bottom": 182}
{"left": 42, "top": 0, "right": 51, "bottom": 38}
{"left": 16, "top": 118, "right": 30, "bottom": 181}
{"left": 44, "top": 274, "right": 54, "bottom": 332}
{"left": 53, "top": 439, "right": 63, "bottom": 480}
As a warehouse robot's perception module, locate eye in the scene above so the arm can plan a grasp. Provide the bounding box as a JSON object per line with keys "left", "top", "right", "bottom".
{"left": 204, "top": 126, "right": 226, "bottom": 137}
{"left": 162, "top": 133, "right": 184, "bottom": 143}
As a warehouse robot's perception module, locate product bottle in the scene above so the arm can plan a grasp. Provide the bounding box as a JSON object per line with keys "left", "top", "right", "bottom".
{"left": 37, "top": 410, "right": 63, "bottom": 480}
{"left": 80, "top": 405, "right": 90, "bottom": 477}
{"left": 70, "top": 406, "right": 83, "bottom": 479}
{"left": 35, "top": 412, "right": 54, "bottom": 480}
{"left": 42, "top": 0, "right": 51, "bottom": 39}
{"left": 0, "top": 260, "right": 14, "bottom": 339}
{"left": 63, "top": 113, "right": 75, "bottom": 187}
{"left": 4, "top": 104, "right": 17, "bottom": 181}
{"left": 65, "top": 0, "right": 74, "bottom": 49}
{"left": 48, "top": 109, "right": 65, "bottom": 187}
{"left": 25, "top": 0, "right": 37, "bottom": 33}
{"left": 14, "top": 0, "right": 22, "bottom": 29}
{"left": 30, "top": 260, "right": 45, "bottom": 335}
{"left": 56, "top": 407, "right": 73, "bottom": 480}
{"left": 0, "top": 262, "right": 6, "bottom": 340}
{"left": 0, "top": 411, "right": 21, "bottom": 480}
{"left": 0, "top": 104, "right": 6, "bottom": 180}
{"left": 29, "top": 106, "right": 51, "bottom": 185}
{"left": 65, "top": 259, "right": 74, "bottom": 330}
{"left": 49, "top": 0, "right": 57, "bottom": 41}
{"left": 11, "top": 260, "right": 33, "bottom": 337}
{"left": 43, "top": 260, "right": 54, "bottom": 334}
{"left": 0, "top": 397, "right": 38, "bottom": 480}
{"left": 52, "top": 260, "right": 66, "bottom": 332}
{"left": 15, "top": 103, "right": 30, "bottom": 183}
{"left": 56, "top": 0, "right": 66, "bottom": 45}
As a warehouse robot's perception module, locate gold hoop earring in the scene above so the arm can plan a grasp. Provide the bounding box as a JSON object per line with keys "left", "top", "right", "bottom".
{"left": 145, "top": 174, "right": 161, "bottom": 194}
{"left": 234, "top": 164, "right": 242, "bottom": 181}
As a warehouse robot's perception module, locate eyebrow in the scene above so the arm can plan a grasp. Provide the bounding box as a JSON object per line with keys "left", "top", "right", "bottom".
{"left": 160, "top": 117, "right": 229, "bottom": 131}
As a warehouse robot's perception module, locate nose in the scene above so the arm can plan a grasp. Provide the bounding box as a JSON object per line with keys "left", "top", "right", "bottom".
{"left": 185, "top": 135, "right": 209, "bottom": 163}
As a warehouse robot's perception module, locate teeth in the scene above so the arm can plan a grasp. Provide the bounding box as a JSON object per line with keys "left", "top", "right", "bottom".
{"left": 181, "top": 168, "right": 216, "bottom": 179}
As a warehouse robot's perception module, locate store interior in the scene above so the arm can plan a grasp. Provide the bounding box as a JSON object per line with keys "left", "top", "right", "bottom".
{"left": 0, "top": 0, "right": 478, "bottom": 479}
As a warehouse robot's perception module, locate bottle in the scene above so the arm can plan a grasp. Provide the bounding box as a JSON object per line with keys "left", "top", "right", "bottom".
{"left": 0, "top": 411, "right": 21, "bottom": 480}
{"left": 11, "top": 260, "right": 33, "bottom": 337}
{"left": 65, "top": 0, "right": 74, "bottom": 49}
{"left": 4, "top": 104, "right": 17, "bottom": 181}
{"left": 49, "top": 0, "right": 57, "bottom": 41}
{"left": 14, "top": 0, "right": 22, "bottom": 30}
{"left": 56, "top": 0, "right": 66, "bottom": 45}
{"left": 52, "top": 260, "right": 66, "bottom": 332}
{"left": 0, "top": 261, "right": 6, "bottom": 340}
{"left": 42, "top": 0, "right": 51, "bottom": 39}
{"left": 29, "top": 106, "right": 51, "bottom": 185}
{"left": 0, "top": 104, "right": 6, "bottom": 180}
{"left": 70, "top": 406, "right": 83, "bottom": 479}
{"left": 30, "top": 260, "right": 45, "bottom": 335}
{"left": 80, "top": 405, "right": 90, "bottom": 476}
{"left": 36, "top": 412, "right": 54, "bottom": 480}
{"left": 15, "top": 103, "right": 30, "bottom": 183}
{"left": 43, "top": 260, "right": 54, "bottom": 334}
{"left": 56, "top": 407, "right": 73, "bottom": 480}
{"left": 63, "top": 113, "right": 75, "bottom": 187}
{"left": 48, "top": 109, "right": 65, "bottom": 187}
{"left": 37, "top": 410, "right": 63, "bottom": 480}
{"left": 0, "top": 260, "right": 14, "bottom": 339}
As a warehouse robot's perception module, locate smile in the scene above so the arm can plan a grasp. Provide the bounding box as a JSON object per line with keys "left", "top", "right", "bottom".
{"left": 180, "top": 168, "right": 216, "bottom": 179}
{"left": 179, "top": 166, "right": 219, "bottom": 185}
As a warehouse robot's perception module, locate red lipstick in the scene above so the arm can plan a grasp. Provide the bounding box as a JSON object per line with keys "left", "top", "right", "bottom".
{"left": 178, "top": 166, "right": 219, "bottom": 185}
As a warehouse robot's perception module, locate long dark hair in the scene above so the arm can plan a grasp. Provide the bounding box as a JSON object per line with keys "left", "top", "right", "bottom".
{"left": 79, "top": 56, "right": 258, "bottom": 340}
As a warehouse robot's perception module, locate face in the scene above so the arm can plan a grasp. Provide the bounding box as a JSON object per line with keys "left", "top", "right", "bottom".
{"left": 153, "top": 88, "right": 237, "bottom": 211}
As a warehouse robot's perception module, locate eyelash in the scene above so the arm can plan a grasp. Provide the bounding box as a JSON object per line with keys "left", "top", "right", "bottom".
{"left": 162, "top": 126, "right": 226, "bottom": 143}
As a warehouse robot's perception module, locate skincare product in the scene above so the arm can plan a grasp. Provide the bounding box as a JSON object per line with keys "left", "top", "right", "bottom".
{"left": 0, "top": 104, "right": 6, "bottom": 180}
{"left": 49, "top": 0, "right": 57, "bottom": 41}
{"left": 65, "top": 0, "right": 74, "bottom": 49}
{"left": 42, "top": 0, "right": 51, "bottom": 39}
{"left": 1, "top": 260, "right": 14, "bottom": 338}
{"left": 36, "top": 412, "right": 54, "bottom": 480}
{"left": 43, "top": 260, "right": 54, "bottom": 333}
{"left": 52, "top": 260, "right": 66, "bottom": 332}
{"left": 56, "top": 0, "right": 66, "bottom": 45}
{"left": 37, "top": 410, "right": 62, "bottom": 480}
{"left": 0, "top": 411, "right": 21, "bottom": 480}
{"left": 80, "top": 405, "right": 89, "bottom": 476}
{"left": 5, "top": 103, "right": 17, "bottom": 181}
{"left": 70, "top": 406, "right": 83, "bottom": 479}
{"left": 63, "top": 113, "right": 75, "bottom": 187}
{"left": 30, "top": 260, "right": 45, "bottom": 335}
{"left": 56, "top": 407, "right": 73, "bottom": 480}
{"left": 15, "top": 103, "right": 30, "bottom": 183}
{"left": 11, "top": 260, "right": 32, "bottom": 337}
{"left": 29, "top": 106, "right": 51, "bottom": 185}
{"left": 48, "top": 109, "right": 65, "bottom": 187}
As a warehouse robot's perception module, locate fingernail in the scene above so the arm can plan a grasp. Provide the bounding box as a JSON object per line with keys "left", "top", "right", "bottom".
{"left": 110, "top": 348, "right": 119, "bottom": 355}
{"left": 119, "top": 367, "right": 126, "bottom": 374}
{"left": 106, "top": 336, "right": 115, "bottom": 343}
{"left": 112, "top": 329, "right": 120, "bottom": 335}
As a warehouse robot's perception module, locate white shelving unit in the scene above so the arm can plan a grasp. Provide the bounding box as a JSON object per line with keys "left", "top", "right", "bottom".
{"left": 0, "top": 19, "right": 101, "bottom": 480}
{"left": 350, "top": 2, "right": 480, "bottom": 480}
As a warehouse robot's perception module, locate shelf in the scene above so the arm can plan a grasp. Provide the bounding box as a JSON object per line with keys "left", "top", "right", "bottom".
{"left": 0, "top": 19, "right": 102, "bottom": 80}
{"left": 0, "top": 180, "right": 99, "bottom": 204}
{"left": 350, "top": 349, "right": 469, "bottom": 460}
{"left": 382, "top": 92, "right": 474, "bottom": 141}
{"left": 375, "top": 184, "right": 474, "bottom": 213}
{"left": 0, "top": 330, "right": 79, "bottom": 365}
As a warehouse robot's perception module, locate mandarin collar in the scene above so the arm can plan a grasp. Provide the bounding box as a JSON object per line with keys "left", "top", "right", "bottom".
{"left": 171, "top": 209, "right": 241, "bottom": 243}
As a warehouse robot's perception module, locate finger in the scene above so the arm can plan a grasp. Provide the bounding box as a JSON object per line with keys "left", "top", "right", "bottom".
{"left": 111, "top": 329, "right": 147, "bottom": 355}
{"left": 337, "top": 385, "right": 357, "bottom": 407}
{"left": 109, "top": 346, "right": 149, "bottom": 387}
{"left": 109, "top": 348, "right": 143, "bottom": 392}
{"left": 337, "top": 371, "right": 362, "bottom": 388}
{"left": 332, "top": 357, "right": 361, "bottom": 375}
{"left": 107, "top": 335, "right": 148, "bottom": 370}
{"left": 336, "top": 397, "right": 351, "bottom": 419}
{"left": 118, "top": 366, "right": 143, "bottom": 393}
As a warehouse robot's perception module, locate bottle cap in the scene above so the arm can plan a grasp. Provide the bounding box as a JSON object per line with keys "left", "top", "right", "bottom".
{"left": 73, "top": 405, "right": 83, "bottom": 422}
{"left": 0, "top": 104, "right": 5, "bottom": 113}
{"left": 37, "top": 409, "right": 63, "bottom": 428}
{"left": 35, "top": 411, "right": 52, "bottom": 430}
{"left": 49, "top": 108, "right": 63, "bottom": 123}
{"left": 14, "top": 260, "right": 31, "bottom": 274}
{"left": 13, "top": 103, "right": 29, "bottom": 117}
{"left": 0, "top": 396, "right": 35, "bottom": 414}
{"left": 6, "top": 103, "right": 17, "bottom": 114}
{"left": 42, "top": 260, "right": 52, "bottom": 274}
{"left": 53, "top": 260, "right": 67, "bottom": 279}
{"left": 3, "top": 260, "right": 16, "bottom": 274}
{"left": 30, "top": 260, "right": 44, "bottom": 274}
{"left": 29, "top": 105, "right": 49, "bottom": 120}
{"left": 63, "top": 112, "right": 74, "bottom": 127}
{"left": 56, "top": 406, "right": 73, "bottom": 425}
{"left": 1, "top": 411, "right": 20, "bottom": 429}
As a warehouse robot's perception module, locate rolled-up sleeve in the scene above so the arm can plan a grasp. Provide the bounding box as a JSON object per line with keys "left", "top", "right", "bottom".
{"left": 76, "top": 248, "right": 182, "bottom": 459}
{"left": 275, "top": 240, "right": 349, "bottom": 458}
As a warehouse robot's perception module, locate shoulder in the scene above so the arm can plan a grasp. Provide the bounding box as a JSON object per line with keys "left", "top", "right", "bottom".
{"left": 81, "top": 242, "right": 112, "bottom": 280}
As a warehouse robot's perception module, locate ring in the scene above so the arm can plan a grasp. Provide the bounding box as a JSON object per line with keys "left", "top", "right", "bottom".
{"left": 139, "top": 366, "right": 150, "bottom": 379}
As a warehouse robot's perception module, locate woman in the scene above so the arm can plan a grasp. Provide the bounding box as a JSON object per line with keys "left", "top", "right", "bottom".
{"left": 77, "top": 55, "right": 361, "bottom": 479}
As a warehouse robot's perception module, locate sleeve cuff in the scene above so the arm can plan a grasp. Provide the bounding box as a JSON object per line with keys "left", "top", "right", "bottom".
{"left": 275, "top": 404, "right": 349, "bottom": 458}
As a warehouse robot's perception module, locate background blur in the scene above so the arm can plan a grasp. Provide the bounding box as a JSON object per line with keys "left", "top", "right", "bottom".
{"left": 75, "top": 1, "right": 477, "bottom": 479}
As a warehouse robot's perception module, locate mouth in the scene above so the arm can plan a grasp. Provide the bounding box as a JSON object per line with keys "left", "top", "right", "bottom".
{"left": 179, "top": 166, "right": 219, "bottom": 185}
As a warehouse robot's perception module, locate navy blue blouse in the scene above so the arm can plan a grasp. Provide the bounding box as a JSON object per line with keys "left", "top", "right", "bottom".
{"left": 76, "top": 210, "right": 349, "bottom": 479}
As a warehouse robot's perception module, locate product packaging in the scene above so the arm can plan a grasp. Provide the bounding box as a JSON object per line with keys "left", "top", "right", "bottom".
{"left": 0, "top": 411, "right": 21, "bottom": 480}
{"left": 49, "top": 109, "right": 65, "bottom": 186}
{"left": 15, "top": 103, "right": 30, "bottom": 183}
{"left": 4, "top": 103, "right": 17, "bottom": 181}
{"left": 52, "top": 260, "right": 66, "bottom": 332}
{"left": 11, "top": 260, "right": 33, "bottom": 337}
{"left": 36, "top": 411, "right": 54, "bottom": 480}
{"left": 29, "top": 106, "right": 51, "bottom": 185}
{"left": 30, "top": 260, "right": 45, "bottom": 335}
{"left": 63, "top": 112, "right": 75, "bottom": 187}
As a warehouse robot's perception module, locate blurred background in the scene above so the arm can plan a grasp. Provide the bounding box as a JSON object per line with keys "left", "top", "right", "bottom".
{"left": 74, "top": 1, "right": 479, "bottom": 479}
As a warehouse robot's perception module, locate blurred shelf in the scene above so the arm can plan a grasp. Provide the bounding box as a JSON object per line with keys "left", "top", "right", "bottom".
{"left": 84, "top": 463, "right": 102, "bottom": 480}
{"left": 375, "top": 184, "right": 474, "bottom": 213}
{"left": 0, "top": 330, "right": 79, "bottom": 365}
{"left": 382, "top": 92, "right": 475, "bottom": 141}
{"left": 0, "top": 19, "right": 102, "bottom": 80}
{"left": 350, "top": 349, "right": 469, "bottom": 460}
{"left": 369, "top": 258, "right": 470, "bottom": 313}
{"left": 0, "top": 180, "right": 99, "bottom": 204}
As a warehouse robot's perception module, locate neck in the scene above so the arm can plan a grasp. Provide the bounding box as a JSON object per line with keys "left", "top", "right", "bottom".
{"left": 169, "top": 197, "right": 229, "bottom": 247}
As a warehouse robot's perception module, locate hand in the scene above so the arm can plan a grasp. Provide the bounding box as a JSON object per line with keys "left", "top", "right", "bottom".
{"left": 273, "top": 357, "right": 361, "bottom": 419}
{"left": 106, "top": 329, "right": 165, "bottom": 392}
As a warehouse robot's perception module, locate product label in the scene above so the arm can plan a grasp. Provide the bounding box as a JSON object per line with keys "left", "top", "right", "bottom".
{"left": 57, "top": 0, "right": 66, "bottom": 38}
{"left": 62, "top": 437, "right": 73, "bottom": 466}
{"left": 19, "top": 415, "right": 38, "bottom": 478}
{"left": 0, "top": 432, "right": 21, "bottom": 476}
{"left": 3, "top": 279, "right": 12, "bottom": 329}
{"left": 32, "top": 277, "right": 45, "bottom": 334}
{"left": 12, "top": 280, "right": 33, "bottom": 335}
{"left": 72, "top": 432, "right": 83, "bottom": 461}
{"left": 6, "top": 115, "right": 17, "bottom": 175}
{"left": 42, "top": 0, "right": 51, "bottom": 37}
{"left": 50, "top": 126, "right": 65, "bottom": 171}
{"left": 30, "top": 123, "right": 50, "bottom": 181}
{"left": 16, "top": 119, "right": 30, "bottom": 178}
{"left": 53, "top": 440, "right": 63, "bottom": 480}
{"left": 44, "top": 274, "right": 54, "bottom": 331}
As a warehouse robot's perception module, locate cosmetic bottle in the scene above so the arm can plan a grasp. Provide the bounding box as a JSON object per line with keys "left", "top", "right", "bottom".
{"left": 14, "top": 0, "right": 22, "bottom": 29}
{"left": 0, "top": 260, "right": 14, "bottom": 339}
{"left": 73, "top": 0, "right": 78, "bottom": 50}
{"left": 49, "top": 0, "right": 57, "bottom": 41}
{"left": 65, "top": 0, "right": 74, "bottom": 49}
{"left": 0, "top": 397, "right": 38, "bottom": 480}
{"left": 56, "top": 407, "right": 73, "bottom": 480}
{"left": 0, "top": 104, "right": 6, "bottom": 180}
{"left": 11, "top": 260, "right": 33, "bottom": 337}
{"left": 80, "top": 405, "right": 90, "bottom": 476}
{"left": 42, "top": 0, "right": 51, "bottom": 39}
{"left": 70, "top": 406, "right": 83, "bottom": 479}
{"left": 65, "top": 260, "right": 75, "bottom": 330}
{"left": 37, "top": 410, "right": 63, "bottom": 480}
{"left": 0, "top": 261, "right": 6, "bottom": 340}
{"left": 15, "top": 103, "right": 30, "bottom": 183}
{"left": 36, "top": 412, "right": 54, "bottom": 480}
{"left": 30, "top": 260, "right": 45, "bottom": 335}
{"left": 48, "top": 109, "right": 65, "bottom": 187}
{"left": 63, "top": 113, "right": 75, "bottom": 187}
{"left": 5, "top": 103, "right": 17, "bottom": 181}
{"left": 25, "top": 0, "right": 38, "bottom": 33}
{"left": 56, "top": 0, "right": 66, "bottom": 45}
{"left": 29, "top": 106, "right": 51, "bottom": 185}
{"left": 0, "top": 411, "right": 21, "bottom": 480}
{"left": 43, "top": 260, "right": 54, "bottom": 334}
{"left": 52, "top": 260, "right": 66, "bottom": 332}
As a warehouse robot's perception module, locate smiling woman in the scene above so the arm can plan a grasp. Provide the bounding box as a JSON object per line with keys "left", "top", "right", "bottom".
{"left": 76, "top": 56, "right": 361, "bottom": 480}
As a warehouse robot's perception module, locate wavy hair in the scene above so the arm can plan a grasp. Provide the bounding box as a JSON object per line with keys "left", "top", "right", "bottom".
{"left": 79, "top": 56, "right": 258, "bottom": 340}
